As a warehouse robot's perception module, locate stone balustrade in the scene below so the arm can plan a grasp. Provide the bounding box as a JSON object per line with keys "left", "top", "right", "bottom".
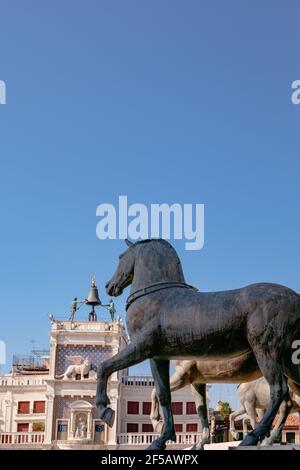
{"left": 0, "top": 432, "right": 45, "bottom": 445}
{"left": 117, "top": 432, "right": 202, "bottom": 446}
{"left": 0, "top": 376, "right": 47, "bottom": 387}
{"left": 122, "top": 376, "right": 155, "bottom": 386}
{"left": 51, "top": 320, "right": 124, "bottom": 334}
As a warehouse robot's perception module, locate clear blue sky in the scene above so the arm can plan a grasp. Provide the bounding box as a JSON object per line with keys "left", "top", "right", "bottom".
{"left": 0, "top": 1, "right": 300, "bottom": 409}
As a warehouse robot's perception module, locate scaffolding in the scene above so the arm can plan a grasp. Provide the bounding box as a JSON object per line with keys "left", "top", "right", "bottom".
{"left": 12, "top": 349, "right": 50, "bottom": 373}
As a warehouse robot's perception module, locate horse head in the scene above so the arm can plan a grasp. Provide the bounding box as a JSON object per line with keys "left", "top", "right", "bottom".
{"left": 105, "top": 238, "right": 185, "bottom": 297}
{"left": 105, "top": 239, "right": 135, "bottom": 296}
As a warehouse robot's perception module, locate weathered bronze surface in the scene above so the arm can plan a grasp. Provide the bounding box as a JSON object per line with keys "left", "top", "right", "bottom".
{"left": 150, "top": 354, "right": 262, "bottom": 449}
{"left": 96, "top": 239, "right": 300, "bottom": 449}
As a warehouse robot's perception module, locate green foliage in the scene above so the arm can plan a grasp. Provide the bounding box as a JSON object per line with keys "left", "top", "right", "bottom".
{"left": 218, "top": 401, "right": 232, "bottom": 419}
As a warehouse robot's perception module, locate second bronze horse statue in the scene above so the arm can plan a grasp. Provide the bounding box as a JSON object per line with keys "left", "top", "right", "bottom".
{"left": 96, "top": 239, "right": 300, "bottom": 450}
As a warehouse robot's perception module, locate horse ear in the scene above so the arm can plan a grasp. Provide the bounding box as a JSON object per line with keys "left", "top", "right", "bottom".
{"left": 125, "top": 239, "right": 134, "bottom": 247}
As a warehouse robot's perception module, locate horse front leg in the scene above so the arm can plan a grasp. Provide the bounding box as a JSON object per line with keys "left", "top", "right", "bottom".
{"left": 244, "top": 400, "right": 259, "bottom": 431}
{"left": 229, "top": 406, "right": 246, "bottom": 440}
{"left": 190, "top": 383, "right": 210, "bottom": 450}
{"left": 147, "top": 359, "right": 176, "bottom": 450}
{"left": 96, "top": 341, "right": 151, "bottom": 427}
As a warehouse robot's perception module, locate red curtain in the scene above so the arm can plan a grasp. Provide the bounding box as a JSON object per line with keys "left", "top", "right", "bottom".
{"left": 174, "top": 423, "right": 183, "bottom": 432}
{"left": 33, "top": 401, "right": 45, "bottom": 413}
{"left": 17, "top": 423, "right": 29, "bottom": 432}
{"left": 127, "top": 423, "right": 139, "bottom": 433}
{"left": 127, "top": 401, "right": 139, "bottom": 414}
{"left": 142, "top": 402, "right": 152, "bottom": 415}
{"left": 172, "top": 402, "right": 183, "bottom": 415}
{"left": 18, "top": 402, "right": 30, "bottom": 414}
{"left": 186, "top": 423, "right": 198, "bottom": 432}
{"left": 142, "top": 423, "right": 153, "bottom": 432}
{"left": 186, "top": 402, "right": 196, "bottom": 414}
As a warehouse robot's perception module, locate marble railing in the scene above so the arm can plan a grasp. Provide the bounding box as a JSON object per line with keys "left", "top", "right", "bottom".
{"left": 51, "top": 320, "right": 124, "bottom": 333}
{"left": 122, "top": 376, "right": 155, "bottom": 386}
{"left": 0, "top": 432, "right": 45, "bottom": 445}
{"left": 0, "top": 376, "right": 47, "bottom": 387}
{"left": 117, "top": 432, "right": 202, "bottom": 446}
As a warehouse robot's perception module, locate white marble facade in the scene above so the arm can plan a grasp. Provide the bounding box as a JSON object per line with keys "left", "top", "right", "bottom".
{"left": 0, "top": 319, "right": 200, "bottom": 449}
{"left": 0, "top": 319, "right": 128, "bottom": 448}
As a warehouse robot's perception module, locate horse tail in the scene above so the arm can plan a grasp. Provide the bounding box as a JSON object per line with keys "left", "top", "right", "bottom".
{"left": 283, "top": 295, "right": 300, "bottom": 387}
{"left": 289, "top": 380, "right": 300, "bottom": 397}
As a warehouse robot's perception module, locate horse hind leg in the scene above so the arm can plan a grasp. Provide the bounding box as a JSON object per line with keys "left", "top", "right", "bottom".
{"left": 150, "top": 367, "right": 190, "bottom": 433}
{"left": 190, "top": 383, "right": 210, "bottom": 450}
{"left": 240, "top": 347, "right": 289, "bottom": 446}
{"left": 147, "top": 359, "right": 176, "bottom": 450}
{"left": 256, "top": 408, "right": 265, "bottom": 421}
{"left": 261, "top": 398, "right": 292, "bottom": 446}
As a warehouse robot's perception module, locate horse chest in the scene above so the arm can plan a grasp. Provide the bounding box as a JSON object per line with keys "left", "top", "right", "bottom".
{"left": 126, "top": 307, "right": 158, "bottom": 336}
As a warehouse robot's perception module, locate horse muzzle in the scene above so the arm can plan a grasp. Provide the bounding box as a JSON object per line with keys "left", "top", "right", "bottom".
{"left": 105, "top": 280, "right": 123, "bottom": 297}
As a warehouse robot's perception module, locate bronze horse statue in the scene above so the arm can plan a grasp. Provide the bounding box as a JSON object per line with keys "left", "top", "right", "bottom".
{"left": 96, "top": 239, "right": 300, "bottom": 450}
{"left": 229, "top": 377, "right": 300, "bottom": 444}
{"left": 150, "top": 360, "right": 300, "bottom": 449}
{"left": 150, "top": 355, "right": 261, "bottom": 449}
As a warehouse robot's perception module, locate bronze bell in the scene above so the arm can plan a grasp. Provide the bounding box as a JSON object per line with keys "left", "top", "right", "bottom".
{"left": 86, "top": 275, "right": 102, "bottom": 306}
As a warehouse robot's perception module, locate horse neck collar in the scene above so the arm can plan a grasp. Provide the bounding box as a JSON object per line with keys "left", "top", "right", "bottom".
{"left": 125, "top": 281, "right": 198, "bottom": 311}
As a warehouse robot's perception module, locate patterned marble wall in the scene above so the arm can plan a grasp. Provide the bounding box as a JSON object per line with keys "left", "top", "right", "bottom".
{"left": 55, "top": 345, "right": 112, "bottom": 376}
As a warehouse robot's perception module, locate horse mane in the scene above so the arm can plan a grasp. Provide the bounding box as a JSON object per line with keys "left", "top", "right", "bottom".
{"left": 136, "top": 238, "right": 177, "bottom": 254}
{"left": 136, "top": 238, "right": 172, "bottom": 248}
{"left": 135, "top": 239, "right": 183, "bottom": 270}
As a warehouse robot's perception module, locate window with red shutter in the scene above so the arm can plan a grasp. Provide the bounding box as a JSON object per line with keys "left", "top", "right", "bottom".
{"left": 171, "top": 402, "right": 183, "bottom": 415}
{"left": 33, "top": 401, "right": 45, "bottom": 413}
{"left": 18, "top": 402, "right": 30, "bottom": 414}
{"left": 174, "top": 423, "right": 183, "bottom": 432}
{"left": 17, "top": 423, "right": 29, "bottom": 432}
{"left": 142, "top": 423, "right": 153, "bottom": 432}
{"left": 186, "top": 402, "right": 196, "bottom": 414}
{"left": 127, "top": 423, "right": 139, "bottom": 433}
{"left": 186, "top": 423, "right": 198, "bottom": 432}
{"left": 127, "top": 401, "right": 139, "bottom": 414}
{"left": 142, "top": 402, "right": 152, "bottom": 415}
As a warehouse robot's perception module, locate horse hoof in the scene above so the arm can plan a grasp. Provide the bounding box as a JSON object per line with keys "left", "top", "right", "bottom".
{"left": 146, "top": 440, "right": 166, "bottom": 451}
{"left": 98, "top": 407, "right": 115, "bottom": 427}
{"left": 260, "top": 437, "right": 273, "bottom": 446}
{"left": 239, "top": 434, "right": 259, "bottom": 446}
{"left": 191, "top": 444, "right": 204, "bottom": 451}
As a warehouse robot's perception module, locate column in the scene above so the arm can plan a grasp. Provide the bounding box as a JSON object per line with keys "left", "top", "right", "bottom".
{"left": 69, "top": 412, "right": 74, "bottom": 439}
{"left": 87, "top": 412, "right": 91, "bottom": 439}
{"left": 44, "top": 395, "right": 54, "bottom": 444}
{"left": 107, "top": 391, "right": 118, "bottom": 446}
{"left": 49, "top": 338, "right": 57, "bottom": 378}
